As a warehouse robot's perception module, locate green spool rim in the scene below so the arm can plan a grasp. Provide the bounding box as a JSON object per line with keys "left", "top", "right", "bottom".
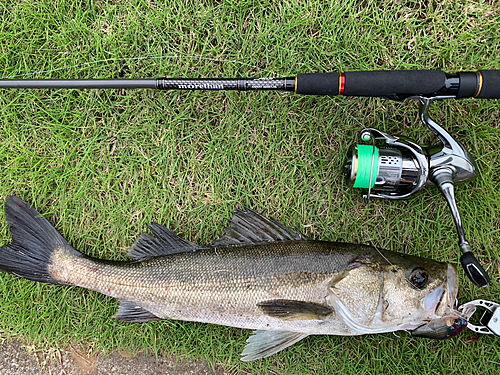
{"left": 352, "top": 144, "right": 379, "bottom": 188}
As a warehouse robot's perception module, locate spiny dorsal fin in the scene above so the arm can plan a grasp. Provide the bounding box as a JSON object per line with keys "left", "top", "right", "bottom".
{"left": 127, "top": 223, "right": 201, "bottom": 260}
{"left": 241, "top": 330, "right": 309, "bottom": 362}
{"left": 214, "top": 208, "right": 308, "bottom": 246}
{"left": 257, "top": 299, "right": 334, "bottom": 321}
{"left": 113, "top": 300, "right": 162, "bottom": 323}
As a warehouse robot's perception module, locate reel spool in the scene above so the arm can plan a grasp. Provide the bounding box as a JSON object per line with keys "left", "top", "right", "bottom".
{"left": 345, "top": 139, "right": 423, "bottom": 199}
{"left": 344, "top": 97, "right": 490, "bottom": 288}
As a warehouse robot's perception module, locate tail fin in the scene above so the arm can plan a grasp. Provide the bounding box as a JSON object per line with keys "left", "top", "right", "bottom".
{"left": 0, "top": 196, "right": 82, "bottom": 284}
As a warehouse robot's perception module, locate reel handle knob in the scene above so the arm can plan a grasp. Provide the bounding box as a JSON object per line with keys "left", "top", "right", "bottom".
{"left": 460, "top": 251, "right": 490, "bottom": 288}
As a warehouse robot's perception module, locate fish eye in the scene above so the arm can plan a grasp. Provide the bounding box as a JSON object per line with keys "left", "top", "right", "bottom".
{"left": 410, "top": 268, "right": 429, "bottom": 289}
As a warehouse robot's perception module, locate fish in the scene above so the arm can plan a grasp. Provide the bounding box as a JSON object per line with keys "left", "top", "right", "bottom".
{"left": 0, "top": 196, "right": 467, "bottom": 361}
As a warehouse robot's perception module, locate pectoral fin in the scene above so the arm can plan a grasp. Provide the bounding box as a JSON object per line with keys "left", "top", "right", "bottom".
{"left": 257, "top": 299, "right": 333, "bottom": 321}
{"left": 241, "top": 330, "right": 309, "bottom": 362}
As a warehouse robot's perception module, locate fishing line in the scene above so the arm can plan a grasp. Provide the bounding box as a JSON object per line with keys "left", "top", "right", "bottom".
{"left": 365, "top": 234, "right": 419, "bottom": 289}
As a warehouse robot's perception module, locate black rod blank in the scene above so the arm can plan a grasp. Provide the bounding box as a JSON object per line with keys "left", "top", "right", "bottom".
{"left": 0, "top": 79, "right": 157, "bottom": 89}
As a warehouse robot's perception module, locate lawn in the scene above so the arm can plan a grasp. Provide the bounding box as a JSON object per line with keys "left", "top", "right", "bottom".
{"left": 0, "top": 0, "right": 499, "bottom": 373}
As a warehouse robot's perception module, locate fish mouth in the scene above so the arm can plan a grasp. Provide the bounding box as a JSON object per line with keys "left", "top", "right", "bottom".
{"left": 423, "top": 264, "right": 458, "bottom": 317}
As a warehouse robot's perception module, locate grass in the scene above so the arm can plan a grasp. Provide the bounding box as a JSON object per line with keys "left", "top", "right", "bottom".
{"left": 0, "top": 0, "right": 499, "bottom": 373}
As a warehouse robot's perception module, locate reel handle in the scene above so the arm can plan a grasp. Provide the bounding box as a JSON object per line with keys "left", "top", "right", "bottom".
{"left": 431, "top": 168, "right": 490, "bottom": 287}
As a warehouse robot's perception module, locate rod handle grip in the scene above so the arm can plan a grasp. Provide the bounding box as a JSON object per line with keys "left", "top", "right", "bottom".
{"left": 295, "top": 70, "right": 500, "bottom": 99}
{"left": 295, "top": 70, "right": 447, "bottom": 97}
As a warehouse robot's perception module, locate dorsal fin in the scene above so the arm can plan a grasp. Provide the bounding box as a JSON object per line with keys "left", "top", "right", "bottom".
{"left": 214, "top": 208, "right": 308, "bottom": 246}
{"left": 127, "top": 223, "right": 202, "bottom": 260}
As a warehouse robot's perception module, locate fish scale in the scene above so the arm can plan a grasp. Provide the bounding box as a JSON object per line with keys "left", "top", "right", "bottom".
{"left": 53, "top": 241, "right": 346, "bottom": 320}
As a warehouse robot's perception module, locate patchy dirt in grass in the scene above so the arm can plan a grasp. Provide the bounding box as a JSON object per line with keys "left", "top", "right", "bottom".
{"left": 0, "top": 340, "right": 228, "bottom": 375}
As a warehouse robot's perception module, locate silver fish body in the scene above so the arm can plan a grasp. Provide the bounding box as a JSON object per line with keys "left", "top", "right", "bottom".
{"left": 0, "top": 197, "right": 465, "bottom": 361}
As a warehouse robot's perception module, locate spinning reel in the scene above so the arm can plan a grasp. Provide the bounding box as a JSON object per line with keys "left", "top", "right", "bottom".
{"left": 344, "top": 96, "right": 489, "bottom": 287}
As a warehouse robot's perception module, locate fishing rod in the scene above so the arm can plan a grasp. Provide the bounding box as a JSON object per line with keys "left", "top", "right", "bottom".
{"left": 1, "top": 70, "right": 499, "bottom": 98}
{"left": 2, "top": 69, "right": 499, "bottom": 288}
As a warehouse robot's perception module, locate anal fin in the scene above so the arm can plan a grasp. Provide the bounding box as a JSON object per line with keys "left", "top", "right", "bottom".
{"left": 113, "top": 300, "right": 163, "bottom": 323}
{"left": 241, "top": 330, "right": 308, "bottom": 362}
{"left": 257, "top": 299, "right": 333, "bottom": 321}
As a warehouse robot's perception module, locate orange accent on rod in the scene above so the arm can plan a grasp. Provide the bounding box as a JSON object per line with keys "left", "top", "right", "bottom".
{"left": 339, "top": 73, "right": 345, "bottom": 96}
{"left": 294, "top": 76, "right": 297, "bottom": 93}
{"left": 474, "top": 71, "right": 483, "bottom": 97}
